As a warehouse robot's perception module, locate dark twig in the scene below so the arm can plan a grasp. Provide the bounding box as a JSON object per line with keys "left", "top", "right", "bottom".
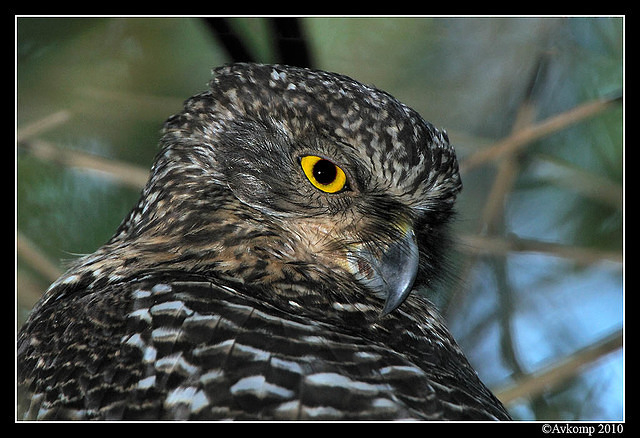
{"left": 203, "top": 18, "right": 256, "bottom": 63}
{"left": 269, "top": 18, "right": 313, "bottom": 68}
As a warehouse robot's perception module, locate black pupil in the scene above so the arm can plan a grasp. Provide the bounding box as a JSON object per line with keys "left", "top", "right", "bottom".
{"left": 313, "top": 159, "right": 337, "bottom": 185}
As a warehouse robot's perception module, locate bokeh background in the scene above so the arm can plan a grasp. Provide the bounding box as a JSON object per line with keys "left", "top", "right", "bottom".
{"left": 16, "top": 17, "right": 624, "bottom": 421}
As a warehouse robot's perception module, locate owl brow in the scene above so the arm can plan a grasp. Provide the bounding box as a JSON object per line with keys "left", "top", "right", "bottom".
{"left": 326, "top": 138, "right": 370, "bottom": 187}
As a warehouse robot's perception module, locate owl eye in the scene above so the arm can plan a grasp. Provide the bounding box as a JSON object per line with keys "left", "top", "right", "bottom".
{"left": 300, "top": 155, "right": 348, "bottom": 194}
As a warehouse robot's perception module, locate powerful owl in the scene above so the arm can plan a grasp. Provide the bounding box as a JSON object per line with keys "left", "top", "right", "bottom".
{"left": 17, "top": 63, "right": 511, "bottom": 421}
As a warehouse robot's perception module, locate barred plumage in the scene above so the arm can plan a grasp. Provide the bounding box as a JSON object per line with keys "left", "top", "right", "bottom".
{"left": 18, "top": 63, "right": 511, "bottom": 421}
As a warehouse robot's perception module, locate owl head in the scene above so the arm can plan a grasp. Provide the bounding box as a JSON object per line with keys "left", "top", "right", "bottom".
{"left": 130, "top": 63, "right": 462, "bottom": 316}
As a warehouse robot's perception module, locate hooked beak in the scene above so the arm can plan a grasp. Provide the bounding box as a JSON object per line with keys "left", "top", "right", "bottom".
{"left": 346, "top": 226, "right": 419, "bottom": 316}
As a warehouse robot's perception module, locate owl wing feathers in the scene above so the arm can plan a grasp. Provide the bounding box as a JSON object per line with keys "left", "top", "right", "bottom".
{"left": 18, "top": 275, "right": 509, "bottom": 420}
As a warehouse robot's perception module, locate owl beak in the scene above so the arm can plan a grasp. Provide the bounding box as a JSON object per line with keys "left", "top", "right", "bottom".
{"left": 347, "top": 226, "right": 419, "bottom": 316}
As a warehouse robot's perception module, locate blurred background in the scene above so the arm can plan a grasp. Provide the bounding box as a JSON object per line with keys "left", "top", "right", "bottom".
{"left": 16, "top": 17, "right": 624, "bottom": 421}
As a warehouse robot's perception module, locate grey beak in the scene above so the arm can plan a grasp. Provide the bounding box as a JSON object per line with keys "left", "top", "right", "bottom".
{"left": 347, "top": 227, "right": 419, "bottom": 316}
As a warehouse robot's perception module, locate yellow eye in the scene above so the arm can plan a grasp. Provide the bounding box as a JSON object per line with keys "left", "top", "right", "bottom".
{"left": 300, "top": 155, "right": 348, "bottom": 194}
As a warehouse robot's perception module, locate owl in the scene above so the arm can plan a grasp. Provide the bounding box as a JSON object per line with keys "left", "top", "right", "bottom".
{"left": 17, "top": 63, "right": 511, "bottom": 420}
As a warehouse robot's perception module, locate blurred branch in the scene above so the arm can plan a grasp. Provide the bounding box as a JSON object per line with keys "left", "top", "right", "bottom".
{"left": 486, "top": 98, "right": 539, "bottom": 378}
{"left": 445, "top": 91, "right": 622, "bottom": 320}
{"left": 202, "top": 17, "right": 313, "bottom": 67}
{"left": 460, "top": 95, "right": 621, "bottom": 174}
{"left": 18, "top": 110, "right": 149, "bottom": 188}
{"left": 76, "top": 87, "right": 184, "bottom": 121}
{"left": 494, "top": 328, "right": 623, "bottom": 405}
{"left": 17, "top": 232, "right": 62, "bottom": 310}
{"left": 17, "top": 270, "right": 48, "bottom": 315}
{"left": 458, "top": 234, "right": 623, "bottom": 266}
{"left": 16, "top": 231, "right": 63, "bottom": 284}
{"left": 270, "top": 18, "right": 313, "bottom": 68}
{"left": 480, "top": 100, "right": 537, "bottom": 232}
{"left": 203, "top": 18, "right": 257, "bottom": 63}
{"left": 16, "top": 110, "right": 71, "bottom": 143}
{"left": 532, "top": 155, "right": 623, "bottom": 209}
{"left": 18, "top": 138, "right": 148, "bottom": 189}
{"left": 444, "top": 100, "right": 536, "bottom": 319}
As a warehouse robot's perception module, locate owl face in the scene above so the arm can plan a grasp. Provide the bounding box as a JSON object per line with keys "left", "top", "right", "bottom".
{"left": 159, "top": 63, "right": 462, "bottom": 314}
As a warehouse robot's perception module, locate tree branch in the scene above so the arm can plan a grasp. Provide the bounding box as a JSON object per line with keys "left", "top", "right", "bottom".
{"left": 460, "top": 95, "right": 621, "bottom": 174}
{"left": 18, "top": 138, "right": 149, "bottom": 189}
{"left": 494, "top": 328, "right": 623, "bottom": 405}
{"left": 457, "top": 234, "right": 623, "bottom": 266}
